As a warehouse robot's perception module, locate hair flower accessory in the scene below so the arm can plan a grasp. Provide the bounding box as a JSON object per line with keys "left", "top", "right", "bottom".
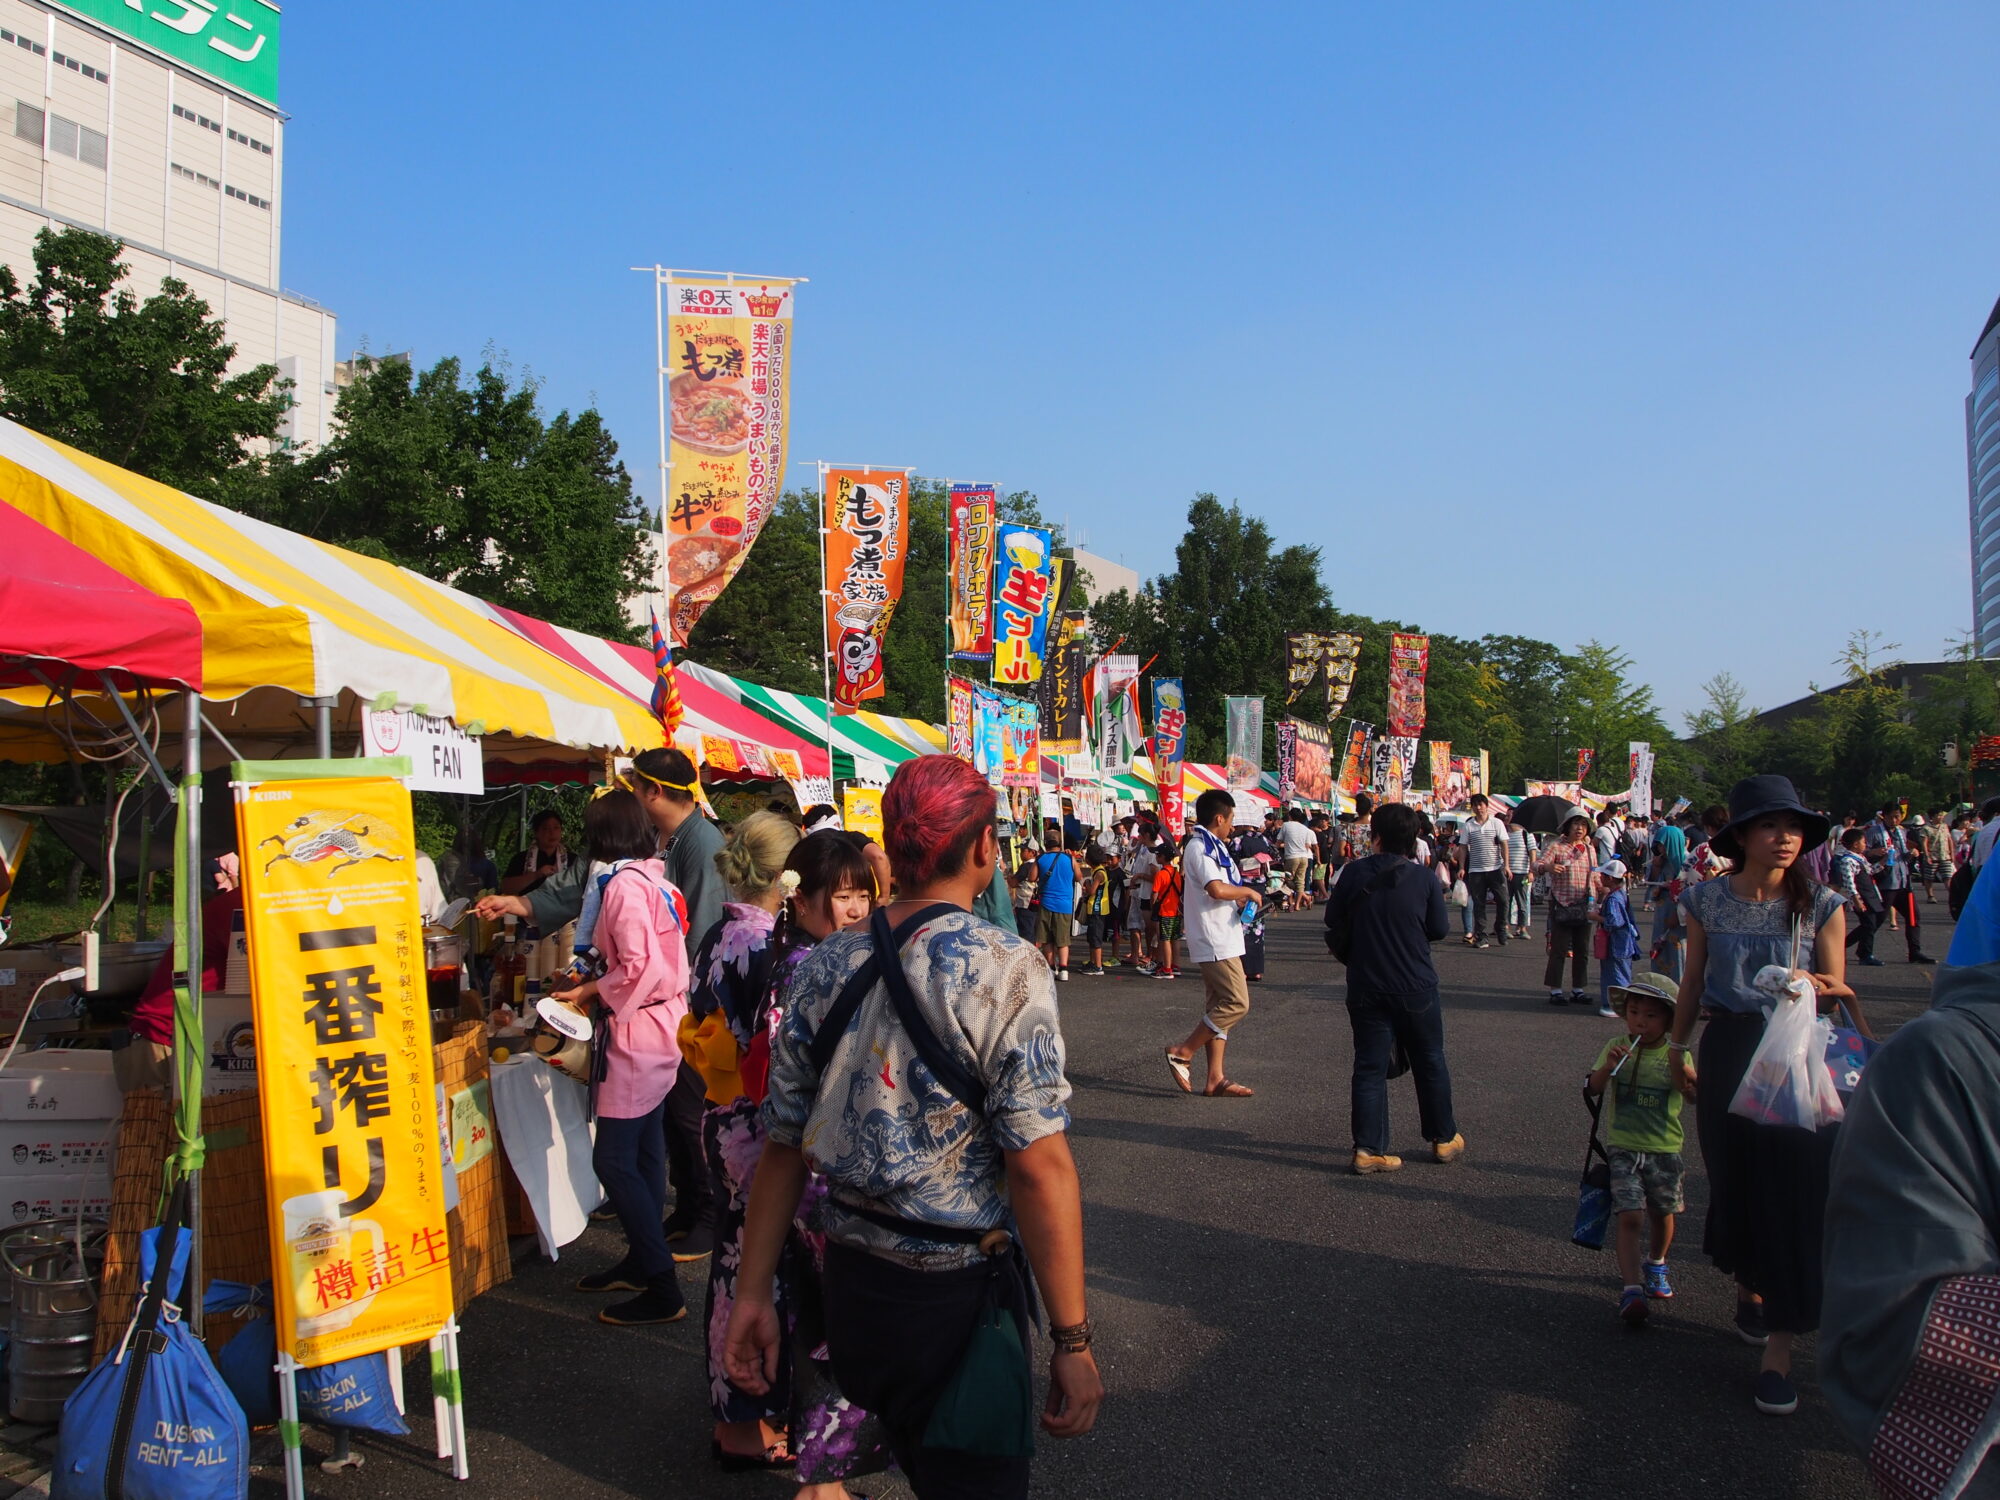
{"left": 778, "top": 869, "right": 802, "bottom": 897}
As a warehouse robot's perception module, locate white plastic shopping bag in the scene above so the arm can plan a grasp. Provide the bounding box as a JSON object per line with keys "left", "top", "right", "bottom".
{"left": 1726, "top": 965, "right": 1845, "bottom": 1131}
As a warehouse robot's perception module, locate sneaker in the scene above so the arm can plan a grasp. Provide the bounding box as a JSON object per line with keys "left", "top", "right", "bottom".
{"left": 1548, "top": 991, "right": 1567, "bottom": 1006}
{"left": 1136, "top": 961, "right": 1157, "bottom": 975}
{"left": 1858, "top": 956, "right": 1886, "bottom": 967}
{"left": 1619, "top": 1287, "right": 1649, "bottom": 1326}
{"left": 599, "top": 1286, "right": 688, "bottom": 1326}
{"left": 1597, "top": 1004, "right": 1617, "bottom": 1018}
{"left": 575, "top": 1259, "right": 644, "bottom": 1294}
{"left": 670, "top": 1223, "right": 714, "bottom": 1263}
{"left": 1431, "top": 1133, "right": 1466, "bottom": 1164}
{"left": 1352, "top": 1150, "right": 1403, "bottom": 1175}
{"left": 1476, "top": 940, "right": 1492, "bottom": 950}
{"left": 1734, "top": 1300, "right": 1769, "bottom": 1347}
{"left": 1753, "top": 1369, "right": 1798, "bottom": 1416}
{"left": 1057, "top": 969, "right": 1070, "bottom": 982}
{"left": 589, "top": 1204, "right": 620, "bottom": 1223}
{"left": 1084, "top": 966, "right": 1106, "bottom": 977}
{"left": 1153, "top": 968, "right": 1177, "bottom": 980}
{"left": 1911, "top": 953, "right": 1937, "bottom": 965}
{"left": 1643, "top": 1261, "right": 1674, "bottom": 1299}
{"left": 1570, "top": 991, "right": 1591, "bottom": 1005}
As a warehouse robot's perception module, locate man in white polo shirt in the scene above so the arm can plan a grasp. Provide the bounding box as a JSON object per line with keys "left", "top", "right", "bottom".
{"left": 1163, "top": 789, "right": 1260, "bottom": 1098}
{"left": 1459, "top": 794, "right": 1511, "bottom": 949}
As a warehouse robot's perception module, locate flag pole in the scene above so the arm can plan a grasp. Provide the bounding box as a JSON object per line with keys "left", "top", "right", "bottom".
{"left": 817, "top": 461, "right": 835, "bottom": 778}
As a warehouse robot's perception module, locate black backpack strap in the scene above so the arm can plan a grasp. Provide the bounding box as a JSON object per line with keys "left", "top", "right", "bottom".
{"left": 805, "top": 902, "right": 960, "bottom": 1079}
{"left": 109, "top": 1177, "right": 192, "bottom": 1500}
{"left": 869, "top": 906, "right": 989, "bottom": 1117}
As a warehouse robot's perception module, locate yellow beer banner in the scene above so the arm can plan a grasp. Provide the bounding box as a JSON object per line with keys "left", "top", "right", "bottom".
{"left": 841, "top": 785, "right": 885, "bottom": 842}
{"left": 662, "top": 275, "right": 800, "bottom": 645}
{"left": 236, "top": 773, "right": 453, "bottom": 1366}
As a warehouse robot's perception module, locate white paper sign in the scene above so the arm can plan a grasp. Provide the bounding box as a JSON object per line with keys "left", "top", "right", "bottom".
{"left": 363, "top": 709, "right": 484, "bottom": 794}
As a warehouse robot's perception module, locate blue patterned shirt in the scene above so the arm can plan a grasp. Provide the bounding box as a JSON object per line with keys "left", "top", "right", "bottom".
{"left": 763, "top": 909, "right": 1071, "bottom": 1270}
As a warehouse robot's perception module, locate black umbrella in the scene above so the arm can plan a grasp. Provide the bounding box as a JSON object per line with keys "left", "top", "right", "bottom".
{"left": 1511, "top": 795, "right": 1585, "bottom": 835}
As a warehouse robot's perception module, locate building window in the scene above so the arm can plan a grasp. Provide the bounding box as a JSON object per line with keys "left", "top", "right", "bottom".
{"left": 224, "top": 183, "right": 268, "bottom": 209}
{"left": 171, "top": 103, "right": 222, "bottom": 135}
{"left": 225, "top": 126, "right": 272, "bottom": 155}
{"left": 51, "top": 52, "right": 106, "bottom": 83}
{"left": 0, "top": 29, "right": 45, "bottom": 58}
{"left": 170, "top": 161, "right": 221, "bottom": 190}
{"left": 14, "top": 101, "right": 41, "bottom": 145}
{"left": 43, "top": 112, "right": 106, "bottom": 169}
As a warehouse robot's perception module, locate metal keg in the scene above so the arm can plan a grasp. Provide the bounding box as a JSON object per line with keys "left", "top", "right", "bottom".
{"left": 4, "top": 1221, "right": 106, "bottom": 1425}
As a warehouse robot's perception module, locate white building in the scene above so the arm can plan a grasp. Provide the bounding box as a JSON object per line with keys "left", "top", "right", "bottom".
{"left": 0, "top": 0, "right": 335, "bottom": 448}
{"left": 1067, "top": 546, "right": 1140, "bottom": 607}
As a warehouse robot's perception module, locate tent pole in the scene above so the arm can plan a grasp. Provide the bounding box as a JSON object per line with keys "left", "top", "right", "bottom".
{"left": 308, "top": 696, "right": 333, "bottom": 758}
{"left": 182, "top": 690, "right": 204, "bottom": 1336}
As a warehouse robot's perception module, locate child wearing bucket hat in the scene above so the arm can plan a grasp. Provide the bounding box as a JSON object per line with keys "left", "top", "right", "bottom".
{"left": 1587, "top": 971, "right": 1689, "bottom": 1325}
{"left": 1593, "top": 860, "right": 1641, "bottom": 1017}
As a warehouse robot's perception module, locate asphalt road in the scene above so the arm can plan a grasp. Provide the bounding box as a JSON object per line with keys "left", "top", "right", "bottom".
{"left": 266, "top": 897, "right": 1953, "bottom": 1499}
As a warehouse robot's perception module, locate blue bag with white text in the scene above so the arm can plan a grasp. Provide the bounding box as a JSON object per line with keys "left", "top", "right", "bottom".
{"left": 203, "top": 1281, "right": 407, "bottom": 1436}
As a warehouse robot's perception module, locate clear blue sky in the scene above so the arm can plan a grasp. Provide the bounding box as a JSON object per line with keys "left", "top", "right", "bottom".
{"left": 281, "top": 2, "right": 2000, "bottom": 725}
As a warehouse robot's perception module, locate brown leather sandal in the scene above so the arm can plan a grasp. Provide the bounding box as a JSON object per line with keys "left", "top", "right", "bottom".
{"left": 1205, "top": 1079, "right": 1254, "bottom": 1097}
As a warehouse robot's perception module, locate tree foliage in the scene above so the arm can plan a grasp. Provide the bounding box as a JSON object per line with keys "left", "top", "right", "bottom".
{"left": 0, "top": 228, "right": 288, "bottom": 491}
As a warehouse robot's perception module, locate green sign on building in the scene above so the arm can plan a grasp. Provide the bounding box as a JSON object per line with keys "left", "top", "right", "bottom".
{"left": 54, "top": 0, "right": 279, "bottom": 106}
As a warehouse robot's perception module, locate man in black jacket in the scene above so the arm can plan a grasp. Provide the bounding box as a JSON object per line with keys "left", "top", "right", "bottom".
{"left": 1324, "top": 803, "right": 1465, "bottom": 1175}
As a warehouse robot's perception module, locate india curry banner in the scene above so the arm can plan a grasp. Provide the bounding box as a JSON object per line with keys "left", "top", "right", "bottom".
{"left": 1152, "top": 677, "right": 1188, "bottom": 834}
{"left": 823, "top": 467, "right": 912, "bottom": 711}
{"left": 1387, "top": 633, "right": 1429, "bottom": 737}
{"left": 947, "top": 484, "right": 998, "bottom": 660}
{"left": 1039, "top": 618, "right": 1087, "bottom": 756}
{"left": 234, "top": 766, "right": 453, "bottom": 1366}
{"left": 661, "top": 274, "right": 799, "bottom": 645}
{"left": 992, "top": 523, "right": 1055, "bottom": 687}
{"left": 1226, "top": 697, "right": 1263, "bottom": 790}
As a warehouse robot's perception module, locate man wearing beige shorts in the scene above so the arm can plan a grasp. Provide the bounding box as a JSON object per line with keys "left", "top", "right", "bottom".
{"left": 1163, "top": 789, "right": 1261, "bottom": 1098}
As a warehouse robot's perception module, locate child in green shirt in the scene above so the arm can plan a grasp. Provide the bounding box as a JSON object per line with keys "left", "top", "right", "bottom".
{"left": 1586, "top": 970, "right": 1692, "bottom": 1326}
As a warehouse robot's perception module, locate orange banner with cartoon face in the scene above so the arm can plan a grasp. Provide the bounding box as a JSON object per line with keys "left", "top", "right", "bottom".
{"left": 823, "top": 468, "right": 912, "bottom": 711}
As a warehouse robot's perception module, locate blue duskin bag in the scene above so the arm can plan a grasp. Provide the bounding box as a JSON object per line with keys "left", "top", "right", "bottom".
{"left": 1571, "top": 1088, "right": 1613, "bottom": 1251}
{"left": 203, "top": 1281, "right": 407, "bottom": 1436}
{"left": 53, "top": 1183, "right": 249, "bottom": 1500}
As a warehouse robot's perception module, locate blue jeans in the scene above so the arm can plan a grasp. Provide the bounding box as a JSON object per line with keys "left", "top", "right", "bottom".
{"left": 593, "top": 1098, "right": 678, "bottom": 1293}
{"left": 1346, "top": 985, "right": 1457, "bottom": 1155}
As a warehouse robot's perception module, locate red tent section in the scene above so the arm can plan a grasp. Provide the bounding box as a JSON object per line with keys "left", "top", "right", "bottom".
{"left": 0, "top": 499, "right": 202, "bottom": 690}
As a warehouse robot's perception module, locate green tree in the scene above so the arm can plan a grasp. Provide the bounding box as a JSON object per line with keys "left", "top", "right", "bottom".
{"left": 1680, "top": 672, "right": 1770, "bottom": 804}
{"left": 1908, "top": 635, "right": 2000, "bottom": 807}
{"left": 1559, "top": 640, "right": 1673, "bottom": 796}
{"left": 1820, "top": 630, "right": 1917, "bottom": 815}
{"left": 240, "top": 355, "right": 651, "bottom": 640}
{"left": 0, "top": 227, "right": 289, "bottom": 491}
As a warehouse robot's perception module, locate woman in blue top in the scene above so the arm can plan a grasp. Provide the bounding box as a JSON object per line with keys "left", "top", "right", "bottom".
{"left": 1668, "top": 776, "right": 1873, "bottom": 1420}
{"left": 1647, "top": 823, "right": 1689, "bottom": 980}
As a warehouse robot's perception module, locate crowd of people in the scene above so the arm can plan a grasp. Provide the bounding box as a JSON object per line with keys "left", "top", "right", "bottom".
{"left": 442, "top": 751, "right": 2000, "bottom": 1499}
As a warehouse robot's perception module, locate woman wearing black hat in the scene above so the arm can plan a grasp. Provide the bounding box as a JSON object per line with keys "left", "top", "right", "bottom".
{"left": 1667, "top": 775, "right": 1876, "bottom": 1418}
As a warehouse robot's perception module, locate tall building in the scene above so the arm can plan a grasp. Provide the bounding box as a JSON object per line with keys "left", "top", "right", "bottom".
{"left": 1970, "top": 295, "right": 2000, "bottom": 655}
{"left": 0, "top": 0, "right": 335, "bottom": 448}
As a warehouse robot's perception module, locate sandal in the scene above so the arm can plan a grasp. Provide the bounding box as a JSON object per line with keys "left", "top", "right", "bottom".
{"left": 712, "top": 1440, "right": 794, "bottom": 1473}
{"left": 1205, "top": 1079, "right": 1255, "bottom": 1098}
{"left": 1164, "top": 1050, "right": 1193, "bottom": 1093}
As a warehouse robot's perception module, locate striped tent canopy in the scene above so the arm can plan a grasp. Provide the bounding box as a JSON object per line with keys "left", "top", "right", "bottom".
{"left": 0, "top": 418, "right": 660, "bottom": 765}
{"left": 684, "top": 663, "right": 946, "bottom": 783}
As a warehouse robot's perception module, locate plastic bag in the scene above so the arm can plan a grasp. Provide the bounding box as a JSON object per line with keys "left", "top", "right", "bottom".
{"left": 1448, "top": 880, "right": 1468, "bottom": 909}
{"left": 1727, "top": 966, "right": 1844, "bottom": 1131}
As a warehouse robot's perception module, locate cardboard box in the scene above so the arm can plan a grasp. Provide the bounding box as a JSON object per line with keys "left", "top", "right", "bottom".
{"left": 0, "top": 1120, "right": 112, "bottom": 1180}
{"left": 0, "top": 1171, "right": 112, "bottom": 1226}
{"left": 0, "top": 949, "right": 74, "bottom": 1022}
{"left": 201, "top": 993, "right": 258, "bottom": 1094}
{"left": 0, "top": 1049, "right": 120, "bottom": 1122}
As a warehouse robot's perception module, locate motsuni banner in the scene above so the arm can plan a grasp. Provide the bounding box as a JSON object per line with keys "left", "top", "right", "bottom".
{"left": 947, "top": 484, "right": 998, "bottom": 660}
{"left": 1387, "top": 633, "right": 1429, "bottom": 737}
{"left": 822, "top": 467, "right": 912, "bottom": 711}
{"left": 234, "top": 764, "right": 453, "bottom": 1366}
{"left": 992, "top": 524, "right": 1056, "bottom": 686}
{"left": 1293, "top": 720, "right": 1333, "bottom": 804}
{"left": 660, "top": 274, "right": 799, "bottom": 645}
{"left": 1152, "top": 677, "right": 1188, "bottom": 834}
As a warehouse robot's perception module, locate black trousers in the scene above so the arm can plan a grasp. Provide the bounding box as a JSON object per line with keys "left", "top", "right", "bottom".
{"left": 1544, "top": 918, "right": 1589, "bottom": 991}
{"left": 1881, "top": 888, "right": 1921, "bottom": 956}
{"left": 1846, "top": 906, "right": 1883, "bottom": 961}
{"left": 662, "top": 1063, "right": 714, "bottom": 1227}
{"left": 1465, "top": 869, "right": 1508, "bottom": 941}
{"left": 824, "top": 1243, "right": 1033, "bottom": 1500}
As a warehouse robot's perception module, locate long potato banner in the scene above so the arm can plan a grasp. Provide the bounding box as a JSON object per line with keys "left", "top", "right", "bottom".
{"left": 235, "top": 764, "right": 453, "bottom": 1367}
{"left": 823, "top": 467, "right": 912, "bottom": 711}
{"left": 661, "top": 275, "right": 799, "bottom": 645}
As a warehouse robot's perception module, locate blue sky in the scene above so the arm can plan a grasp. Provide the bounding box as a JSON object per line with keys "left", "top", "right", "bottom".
{"left": 280, "top": 2, "right": 2000, "bottom": 724}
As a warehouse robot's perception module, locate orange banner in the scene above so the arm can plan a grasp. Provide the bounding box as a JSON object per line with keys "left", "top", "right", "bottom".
{"left": 823, "top": 467, "right": 912, "bottom": 711}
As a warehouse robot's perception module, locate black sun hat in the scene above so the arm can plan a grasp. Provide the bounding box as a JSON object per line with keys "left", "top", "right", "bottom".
{"left": 1711, "top": 775, "right": 1830, "bottom": 862}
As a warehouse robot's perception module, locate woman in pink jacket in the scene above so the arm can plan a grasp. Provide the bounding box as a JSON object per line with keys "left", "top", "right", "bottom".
{"left": 552, "top": 789, "right": 693, "bottom": 1327}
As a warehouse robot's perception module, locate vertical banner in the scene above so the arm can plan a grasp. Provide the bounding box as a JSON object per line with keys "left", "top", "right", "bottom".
{"left": 1338, "top": 723, "right": 1372, "bottom": 796}
{"left": 235, "top": 769, "right": 453, "bottom": 1366}
{"left": 1001, "top": 696, "right": 1041, "bottom": 788}
{"left": 976, "top": 686, "right": 1007, "bottom": 784}
{"left": 1097, "top": 655, "right": 1144, "bottom": 774}
{"left": 1628, "top": 742, "right": 1654, "bottom": 815}
{"left": 947, "top": 676, "right": 976, "bottom": 763}
{"left": 1151, "top": 678, "right": 1189, "bottom": 835}
{"left": 1427, "top": 740, "right": 1452, "bottom": 791}
{"left": 1576, "top": 747, "right": 1595, "bottom": 783}
{"left": 841, "top": 785, "right": 885, "bottom": 842}
{"left": 1225, "top": 697, "right": 1264, "bottom": 790}
{"left": 1039, "top": 617, "right": 1087, "bottom": 756}
{"left": 1381, "top": 744, "right": 1407, "bottom": 803}
{"left": 1477, "top": 749, "right": 1491, "bottom": 797}
{"left": 1276, "top": 721, "right": 1298, "bottom": 804}
{"left": 947, "top": 484, "right": 998, "bottom": 660}
{"left": 661, "top": 275, "right": 799, "bottom": 645}
{"left": 822, "top": 467, "right": 911, "bottom": 711}
{"left": 1386, "top": 633, "right": 1430, "bottom": 737}
{"left": 1294, "top": 721, "right": 1334, "bottom": 804}
{"left": 1326, "top": 632, "right": 1363, "bottom": 718}
{"left": 1284, "top": 632, "right": 1328, "bottom": 708}
{"left": 992, "top": 523, "right": 1055, "bottom": 686}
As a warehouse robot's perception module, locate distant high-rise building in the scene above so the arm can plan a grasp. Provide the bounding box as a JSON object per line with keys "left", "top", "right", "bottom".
{"left": 1969, "top": 296, "right": 2000, "bottom": 654}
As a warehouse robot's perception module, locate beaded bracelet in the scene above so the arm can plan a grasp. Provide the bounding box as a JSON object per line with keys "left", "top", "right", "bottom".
{"left": 1050, "top": 1318, "right": 1094, "bottom": 1353}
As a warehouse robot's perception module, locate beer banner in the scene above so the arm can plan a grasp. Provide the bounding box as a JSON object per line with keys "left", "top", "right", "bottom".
{"left": 992, "top": 523, "right": 1056, "bottom": 686}
{"left": 1097, "top": 654, "right": 1144, "bottom": 775}
{"left": 1338, "top": 723, "right": 1372, "bottom": 797}
{"left": 1628, "top": 742, "right": 1654, "bottom": 816}
{"left": 1276, "top": 721, "right": 1297, "bottom": 804}
{"left": 1001, "top": 696, "right": 1041, "bottom": 788}
{"left": 661, "top": 275, "right": 798, "bottom": 645}
{"left": 841, "top": 785, "right": 884, "bottom": 843}
{"left": 823, "top": 467, "right": 912, "bottom": 711}
{"left": 1576, "top": 747, "right": 1595, "bottom": 783}
{"left": 1152, "top": 678, "right": 1188, "bottom": 835}
{"left": 1326, "top": 633, "right": 1362, "bottom": 718}
{"left": 235, "top": 765, "right": 453, "bottom": 1366}
{"left": 947, "top": 676, "right": 976, "bottom": 763}
{"left": 1428, "top": 740, "right": 1452, "bottom": 790}
{"left": 1039, "top": 617, "right": 1087, "bottom": 756}
{"left": 1294, "top": 720, "right": 1334, "bottom": 804}
{"left": 1226, "top": 697, "right": 1263, "bottom": 790}
{"left": 1386, "top": 633, "right": 1430, "bottom": 737}
{"left": 947, "top": 483, "right": 998, "bottom": 660}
